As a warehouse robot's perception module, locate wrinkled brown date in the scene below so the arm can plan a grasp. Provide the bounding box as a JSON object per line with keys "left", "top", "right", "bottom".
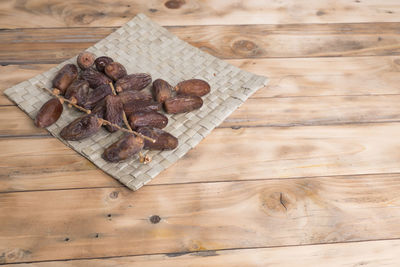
{"left": 105, "top": 62, "right": 127, "bottom": 81}
{"left": 83, "top": 84, "right": 113, "bottom": 110}
{"left": 65, "top": 79, "right": 89, "bottom": 106}
{"left": 176, "top": 79, "right": 210, "bottom": 97}
{"left": 115, "top": 73, "right": 152, "bottom": 92}
{"left": 152, "top": 78, "right": 172, "bottom": 103}
{"left": 91, "top": 99, "right": 106, "bottom": 119}
{"left": 118, "top": 90, "right": 153, "bottom": 105}
{"left": 60, "top": 114, "right": 102, "bottom": 141}
{"left": 77, "top": 51, "right": 95, "bottom": 70}
{"left": 81, "top": 68, "right": 112, "bottom": 89}
{"left": 95, "top": 56, "right": 114, "bottom": 72}
{"left": 52, "top": 64, "right": 78, "bottom": 95}
{"left": 123, "top": 100, "right": 161, "bottom": 116}
{"left": 137, "top": 127, "right": 178, "bottom": 150}
{"left": 104, "top": 95, "right": 123, "bottom": 133}
{"left": 129, "top": 111, "right": 168, "bottom": 129}
{"left": 164, "top": 95, "right": 203, "bottom": 114}
{"left": 102, "top": 134, "right": 144, "bottom": 162}
{"left": 34, "top": 98, "right": 63, "bottom": 128}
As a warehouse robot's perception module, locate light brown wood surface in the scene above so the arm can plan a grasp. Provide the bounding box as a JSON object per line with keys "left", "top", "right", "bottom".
{"left": 1, "top": 0, "right": 400, "bottom": 265}
{"left": 1, "top": 176, "right": 400, "bottom": 263}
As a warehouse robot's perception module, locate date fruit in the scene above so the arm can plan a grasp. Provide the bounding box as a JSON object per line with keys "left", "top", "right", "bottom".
{"left": 105, "top": 62, "right": 127, "bottom": 81}
{"left": 104, "top": 95, "right": 123, "bottom": 133}
{"left": 91, "top": 99, "right": 106, "bottom": 119}
{"left": 83, "top": 84, "right": 113, "bottom": 110}
{"left": 52, "top": 64, "right": 78, "bottom": 95}
{"left": 129, "top": 111, "right": 168, "bottom": 129}
{"left": 34, "top": 98, "right": 63, "bottom": 128}
{"left": 123, "top": 100, "right": 161, "bottom": 116}
{"left": 137, "top": 127, "right": 178, "bottom": 150}
{"left": 81, "top": 68, "right": 112, "bottom": 89}
{"left": 164, "top": 95, "right": 203, "bottom": 114}
{"left": 115, "top": 73, "right": 152, "bottom": 92}
{"left": 95, "top": 56, "right": 114, "bottom": 72}
{"left": 60, "top": 114, "right": 102, "bottom": 141}
{"left": 65, "top": 79, "right": 89, "bottom": 106}
{"left": 77, "top": 51, "right": 95, "bottom": 70}
{"left": 119, "top": 90, "right": 153, "bottom": 105}
{"left": 175, "top": 79, "right": 210, "bottom": 96}
{"left": 152, "top": 78, "right": 172, "bottom": 103}
{"left": 102, "top": 134, "right": 144, "bottom": 162}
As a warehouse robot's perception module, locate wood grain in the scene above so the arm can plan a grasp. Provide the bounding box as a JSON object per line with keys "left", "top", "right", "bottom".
{"left": 1, "top": 23, "right": 400, "bottom": 63}
{"left": 3, "top": 123, "right": 400, "bottom": 192}
{"left": 1, "top": 176, "right": 400, "bottom": 263}
{"left": 0, "top": 137, "right": 117, "bottom": 192}
{"left": 10, "top": 239, "right": 400, "bottom": 267}
{"left": 0, "top": 0, "right": 400, "bottom": 28}
{"left": 1, "top": 0, "right": 399, "bottom": 266}
{"left": 233, "top": 56, "right": 400, "bottom": 98}
{"left": 5, "top": 93, "right": 400, "bottom": 136}
{"left": 224, "top": 95, "right": 400, "bottom": 127}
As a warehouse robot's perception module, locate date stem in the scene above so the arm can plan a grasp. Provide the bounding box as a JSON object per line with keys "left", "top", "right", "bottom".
{"left": 109, "top": 82, "right": 133, "bottom": 132}
{"left": 38, "top": 85, "right": 155, "bottom": 143}
{"left": 40, "top": 86, "right": 91, "bottom": 114}
{"left": 98, "top": 119, "right": 154, "bottom": 143}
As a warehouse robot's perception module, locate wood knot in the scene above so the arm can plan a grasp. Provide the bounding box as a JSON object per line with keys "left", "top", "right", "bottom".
{"left": 232, "top": 40, "right": 261, "bottom": 56}
{"left": 2, "top": 249, "right": 32, "bottom": 262}
{"left": 149, "top": 215, "right": 161, "bottom": 224}
{"left": 109, "top": 191, "right": 119, "bottom": 199}
{"left": 165, "top": 0, "right": 185, "bottom": 9}
{"left": 259, "top": 190, "right": 292, "bottom": 214}
{"left": 73, "top": 13, "right": 95, "bottom": 25}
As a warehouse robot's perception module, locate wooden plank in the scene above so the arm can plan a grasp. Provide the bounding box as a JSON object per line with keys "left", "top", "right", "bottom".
{"left": 3, "top": 123, "right": 400, "bottom": 192}
{"left": 0, "top": 137, "right": 118, "bottom": 192}
{"left": 1, "top": 0, "right": 400, "bottom": 28}
{"left": 1, "top": 175, "right": 400, "bottom": 263}
{"left": 4, "top": 93, "right": 400, "bottom": 136}
{"left": 0, "top": 106, "right": 45, "bottom": 136}
{"left": 223, "top": 95, "right": 400, "bottom": 127}
{"left": 10, "top": 239, "right": 400, "bottom": 266}
{"left": 2, "top": 55, "right": 400, "bottom": 106}
{"left": 1, "top": 23, "right": 400, "bottom": 63}
{"left": 231, "top": 56, "right": 400, "bottom": 98}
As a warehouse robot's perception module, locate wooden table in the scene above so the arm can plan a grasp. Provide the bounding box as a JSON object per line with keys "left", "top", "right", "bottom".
{"left": 1, "top": 1, "right": 400, "bottom": 265}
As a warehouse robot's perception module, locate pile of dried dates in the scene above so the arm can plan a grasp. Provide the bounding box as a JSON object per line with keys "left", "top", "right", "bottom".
{"left": 35, "top": 52, "right": 210, "bottom": 163}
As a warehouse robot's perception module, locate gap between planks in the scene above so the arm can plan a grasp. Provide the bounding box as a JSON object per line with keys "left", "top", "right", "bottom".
{"left": 1, "top": 0, "right": 400, "bottom": 28}
{"left": 2, "top": 169, "right": 400, "bottom": 195}
{"left": 5, "top": 119, "right": 400, "bottom": 140}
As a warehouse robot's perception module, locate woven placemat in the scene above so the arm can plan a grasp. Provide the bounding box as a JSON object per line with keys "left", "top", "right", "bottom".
{"left": 4, "top": 14, "right": 268, "bottom": 191}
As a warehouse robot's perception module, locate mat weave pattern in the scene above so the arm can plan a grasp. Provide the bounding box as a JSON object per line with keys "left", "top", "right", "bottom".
{"left": 4, "top": 14, "right": 268, "bottom": 191}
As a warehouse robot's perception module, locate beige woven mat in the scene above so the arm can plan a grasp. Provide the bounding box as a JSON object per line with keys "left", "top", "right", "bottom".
{"left": 4, "top": 14, "right": 268, "bottom": 191}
